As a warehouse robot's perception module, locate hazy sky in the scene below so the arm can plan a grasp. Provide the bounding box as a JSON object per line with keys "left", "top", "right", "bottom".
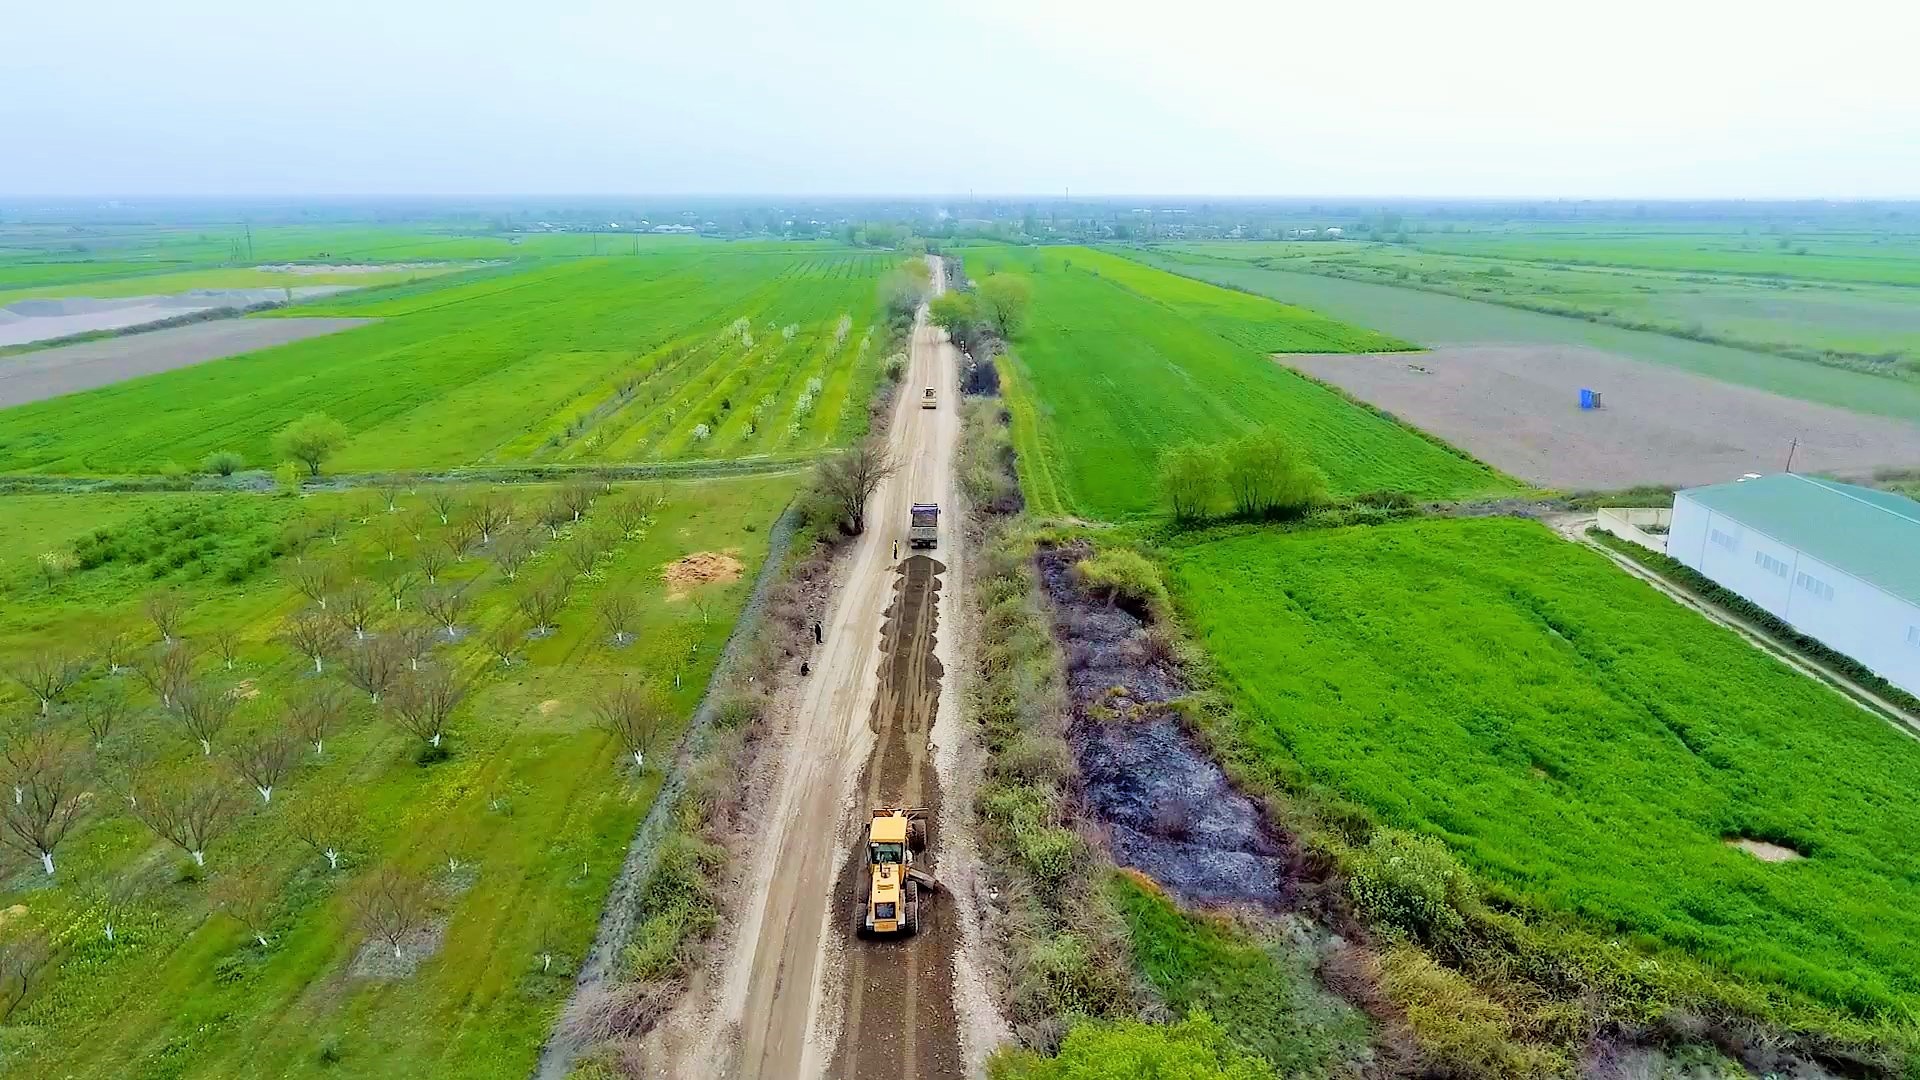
{"left": 8, "top": 0, "right": 1918, "bottom": 198}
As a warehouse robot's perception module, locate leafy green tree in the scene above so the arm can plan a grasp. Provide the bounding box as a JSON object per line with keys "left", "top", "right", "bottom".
{"left": 274, "top": 413, "right": 349, "bottom": 477}
{"left": 1157, "top": 442, "right": 1225, "bottom": 523}
{"left": 201, "top": 450, "right": 245, "bottom": 476}
{"left": 978, "top": 273, "right": 1033, "bottom": 336}
{"left": 1223, "top": 431, "right": 1326, "bottom": 520}
{"left": 988, "top": 1013, "right": 1275, "bottom": 1080}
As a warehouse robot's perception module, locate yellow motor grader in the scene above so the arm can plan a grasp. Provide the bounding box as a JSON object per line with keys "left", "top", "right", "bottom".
{"left": 854, "top": 808, "right": 938, "bottom": 938}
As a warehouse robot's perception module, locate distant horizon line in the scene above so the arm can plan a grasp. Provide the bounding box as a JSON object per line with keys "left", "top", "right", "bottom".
{"left": 4, "top": 193, "right": 1919, "bottom": 206}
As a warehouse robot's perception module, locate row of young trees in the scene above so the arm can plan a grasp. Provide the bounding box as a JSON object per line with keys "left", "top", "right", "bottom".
{"left": 0, "top": 477, "right": 700, "bottom": 1017}
{"left": 928, "top": 272, "right": 1032, "bottom": 354}
{"left": 1158, "top": 430, "right": 1329, "bottom": 524}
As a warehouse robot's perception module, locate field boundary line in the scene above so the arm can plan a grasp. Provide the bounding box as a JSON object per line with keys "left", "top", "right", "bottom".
{"left": 532, "top": 498, "right": 801, "bottom": 1080}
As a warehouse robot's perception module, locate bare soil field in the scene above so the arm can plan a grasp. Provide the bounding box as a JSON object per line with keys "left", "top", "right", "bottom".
{"left": 0, "top": 287, "right": 348, "bottom": 346}
{"left": 1279, "top": 344, "right": 1920, "bottom": 490}
{"left": 0, "top": 316, "right": 372, "bottom": 408}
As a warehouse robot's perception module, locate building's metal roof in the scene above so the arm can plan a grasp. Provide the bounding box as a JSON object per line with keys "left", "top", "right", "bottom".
{"left": 1678, "top": 473, "right": 1920, "bottom": 606}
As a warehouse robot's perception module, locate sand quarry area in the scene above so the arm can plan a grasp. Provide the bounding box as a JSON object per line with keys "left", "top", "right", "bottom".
{"left": 0, "top": 317, "right": 373, "bottom": 408}
{"left": 1279, "top": 344, "right": 1920, "bottom": 490}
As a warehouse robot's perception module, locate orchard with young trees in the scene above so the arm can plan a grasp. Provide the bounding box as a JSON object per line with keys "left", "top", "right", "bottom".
{"left": 0, "top": 470, "right": 784, "bottom": 1074}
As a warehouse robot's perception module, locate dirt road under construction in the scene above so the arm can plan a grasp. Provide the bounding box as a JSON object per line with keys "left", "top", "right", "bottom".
{"left": 647, "top": 257, "right": 975, "bottom": 1079}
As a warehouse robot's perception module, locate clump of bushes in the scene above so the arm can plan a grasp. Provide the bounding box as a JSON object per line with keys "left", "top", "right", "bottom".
{"left": 69, "top": 499, "right": 285, "bottom": 584}
{"left": 1157, "top": 430, "right": 1328, "bottom": 524}
{"left": 1377, "top": 945, "right": 1568, "bottom": 1079}
{"left": 1346, "top": 828, "right": 1473, "bottom": 944}
{"left": 989, "top": 1012, "right": 1276, "bottom": 1080}
{"left": 1072, "top": 549, "right": 1165, "bottom": 618}
{"left": 201, "top": 450, "right": 245, "bottom": 477}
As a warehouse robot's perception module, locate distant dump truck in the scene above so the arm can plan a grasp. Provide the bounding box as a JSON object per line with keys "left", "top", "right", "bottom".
{"left": 909, "top": 503, "right": 939, "bottom": 549}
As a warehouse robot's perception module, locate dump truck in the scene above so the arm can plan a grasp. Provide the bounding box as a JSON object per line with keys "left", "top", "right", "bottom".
{"left": 909, "top": 502, "right": 939, "bottom": 549}
{"left": 854, "top": 808, "right": 937, "bottom": 938}
{"left": 922, "top": 386, "right": 938, "bottom": 409}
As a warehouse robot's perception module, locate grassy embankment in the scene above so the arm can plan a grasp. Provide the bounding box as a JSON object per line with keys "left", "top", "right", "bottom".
{"left": 966, "top": 246, "right": 1511, "bottom": 520}
{"left": 0, "top": 474, "right": 792, "bottom": 1079}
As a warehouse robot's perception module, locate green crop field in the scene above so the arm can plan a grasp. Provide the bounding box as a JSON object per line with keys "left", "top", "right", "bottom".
{"left": 1167, "top": 516, "right": 1920, "bottom": 1018}
{"left": 0, "top": 249, "right": 894, "bottom": 474}
{"left": 1160, "top": 240, "right": 1920, "bottom": 371}
{"left": 970, "top": 246, "right": 1509, "bottom": 520}
{"left": 1129, "top": 246, "right": 1920, "bottom": 424}
{"left": 0, "top": 472, "right": 792, "bottom": 1078}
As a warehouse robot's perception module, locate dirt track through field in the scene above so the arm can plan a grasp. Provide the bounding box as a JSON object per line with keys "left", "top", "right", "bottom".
{"left": 0, "top": 317, "right": 372, "bottom": 407}
{"left": 1279, "top": 344, "right": 1920, "bottom": 489}
{"left": 648, "top": 258, "right": 973, "bottom": 1079}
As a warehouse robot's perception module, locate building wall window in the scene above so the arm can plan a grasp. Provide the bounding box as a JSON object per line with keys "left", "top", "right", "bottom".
{"left": 1753, "top": 551, "right": 1790, "bottom": 579}
{"left": 1710, "top": 528, "right": 1739, "bottom": 552}
{"left": 1794, "top": 571, "right": 1835, "bottom": 602}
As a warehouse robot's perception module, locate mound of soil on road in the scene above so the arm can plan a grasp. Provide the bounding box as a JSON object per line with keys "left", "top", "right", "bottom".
{"left": 1036, "top": 542, "right": 1300, "bottom": 909}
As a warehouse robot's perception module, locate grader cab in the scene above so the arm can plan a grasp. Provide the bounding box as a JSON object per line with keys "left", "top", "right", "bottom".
{"left": 854, "top": 808, "right": 938, "bottom": 938}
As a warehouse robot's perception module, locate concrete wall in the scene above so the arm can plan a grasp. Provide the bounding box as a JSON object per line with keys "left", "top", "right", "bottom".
{"left": 1596, "top": 507, "right": 1670, "bottom": 553}
{"left": 1670, "top": 493, "right": 1920, "bottom": 698}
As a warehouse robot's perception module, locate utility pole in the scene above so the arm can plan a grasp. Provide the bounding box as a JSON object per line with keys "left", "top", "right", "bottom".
{"left": 244, "top": 222, "right": 254, "bottom": 262}
{"left": 1784, "top": 437, "right": 1798, "bottom": 473}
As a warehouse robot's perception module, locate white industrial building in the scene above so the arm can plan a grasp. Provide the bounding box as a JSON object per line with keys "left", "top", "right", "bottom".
{"left": 1669, "top": 473, "right": 1920, "bottom": 699}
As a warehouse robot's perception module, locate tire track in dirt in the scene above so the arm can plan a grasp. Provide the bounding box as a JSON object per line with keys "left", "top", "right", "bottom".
{"left": 830, "top": 554, "right": 962, "bottom": 1080}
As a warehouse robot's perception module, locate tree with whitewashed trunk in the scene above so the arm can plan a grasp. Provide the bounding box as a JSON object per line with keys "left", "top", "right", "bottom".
{"left": 227, "top": 732, "right": 299, "bottom": 803}
{"left": 210, "top": 627, "right": 243, "bottom": 672}
{"left": 289, "top": 559, "right": 339, "bottom": 611}
{"left": 415, "top": 545, "right": 448, "bottom": 586}
{"left": 390, "top": 617, "right": 438, "bottom": 673}
{"left": 560, "top": 481, "right": 599, "bottom": 523}
{"left": 335, "top": 581, "right": 380, "bottom": 642}
{"left": 350, "top": 866, "right": 433, "bottom": 962}
{"left": 144, "top": 590, "right": 186, "bottom": 645}
{"left": 288, "top": 794, "right": 357, "bottom": 871}
{"left": 385, "top": 665, "right": 468, "bottom": 750}
{"left": 597, "top": 591, "right": 638, "bottom": 647}
{"left": 425, "top": 487, "right": 462, "bottom": 526}
{"left": 6, "top": 652, "right": 87, "bottom": 717}
{"left": 287, "top": 683, "right": 349, "bottom": 757}
{"left": 169, "top": 679, "right": 237, "bottom": 757}
{"left": 136, "top": 641, "right": 197, "bottom": 709}
{"left": 536, "top": 498, "right": 571, "bottom": 539}
{"left": 130, "top": 778, "right": 236, "bottom": 868}
{"left": 490, "top": 527, "right": 535, "bottom": 581}
{"left": 418, "top": 584, "right": 471, "bottom": 639}
{"left": 279, "top": 609, "right": 341, "bottom": 674}
{"left": 442, "top": 519, "right": 479, "bottom": 563}
{"left": 214, "top": 871, "right": 278, "bottom": 948}
{"left": 381, "top": 568, "right": 419, "bottom": 612}
{"left": 0, "top": 732, "right": 85, "bottom": 875}
{"left": 515, "top": 576, "right": 570, "bottom": 636}
{"left": 484, "top": 618, "right": 523, "bottom": 668}
{"left": 341, "top": 635, "right": 402, "bottom": 705}
{"left": 90, "top": 625, "right": 137, "bottom": 676}
{"left": 76, "top": 686, "right": 131, "bottom": 749}
{"left": 468, "top": 493, "right": 510, "bottom": 546}
{"left": 593, "top": 681, "right": 668, "bottom": 772}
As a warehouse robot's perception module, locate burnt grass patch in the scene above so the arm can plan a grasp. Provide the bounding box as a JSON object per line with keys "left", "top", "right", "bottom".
{"left": 1035, "top": 540, "right": 1303, "bottom": 909}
